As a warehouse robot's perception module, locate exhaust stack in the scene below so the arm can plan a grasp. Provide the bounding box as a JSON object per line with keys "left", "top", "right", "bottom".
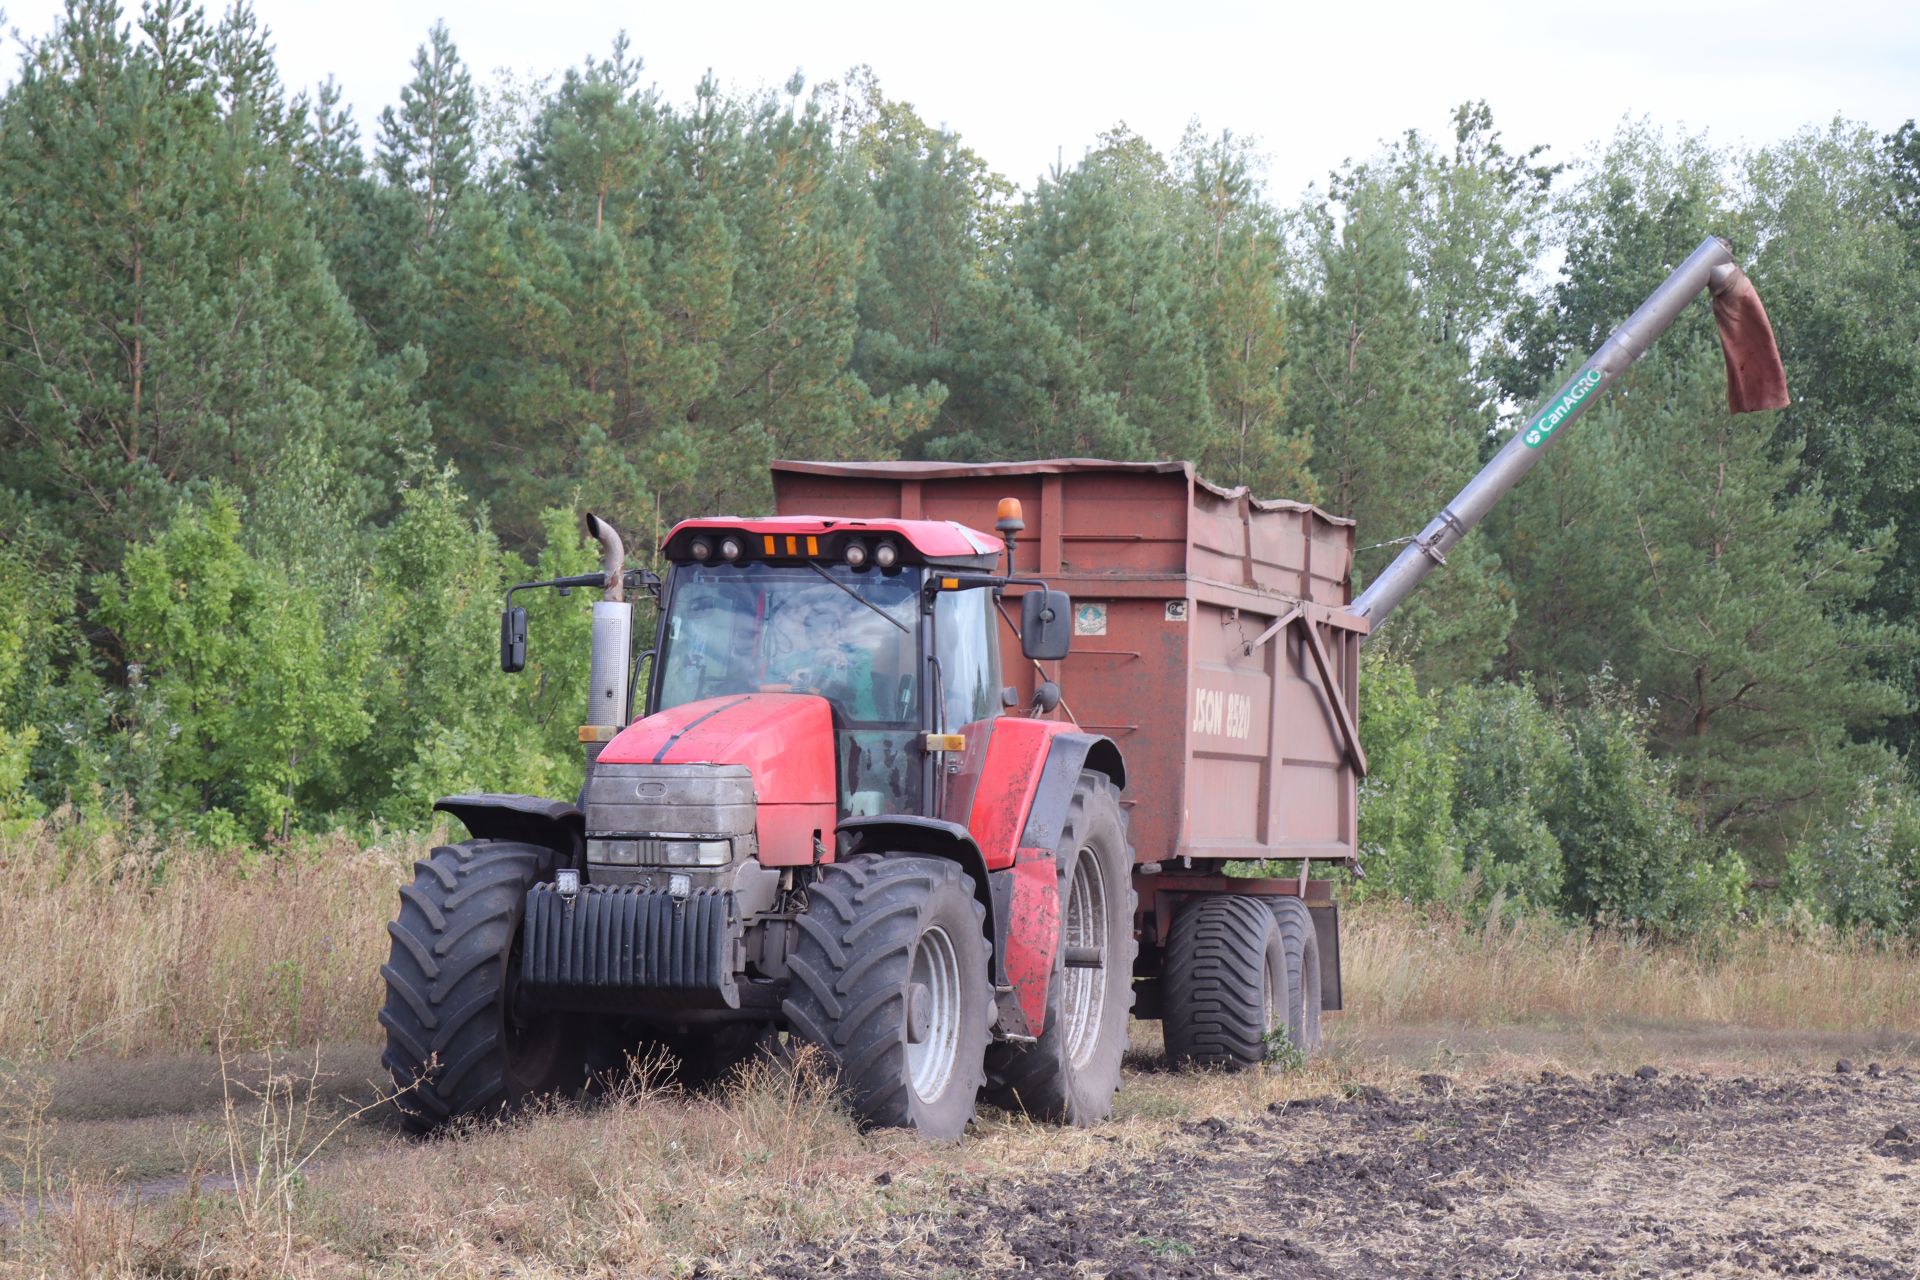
{"left": 1347, "top": 235, "right": 1790, "bottom": 629}
{"left": 583, "top": 513, "right": 632, "bottom": 764}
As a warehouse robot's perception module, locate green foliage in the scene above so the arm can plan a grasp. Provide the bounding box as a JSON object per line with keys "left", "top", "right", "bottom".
{"left": 1741, "top": 122, "right": 1920, "bottom": 762}
{"left": 1281, "top": 204, "right": 1514, "bottom": 683}
{"left": 1358, "top": 650, "right": 1743, "bottom": 934}
{"left": 1437, "top": 681, "right": 1568, "bottom": 911}
{"left": 1550, "top": 685, "right": 1745, "bottom": 933}
{"left": 376, "top": 20, "right": 476, "bottom": 238}
{"left": 351, "top": 479, "right": 596, "bottom": 824}
{"left": 0, "top": 550, "right": 47, "bottom": 827}
{"left": 1788, "top": 775, "right": 1920, "bottom": 934}
{"left": 92, "top": 490, "right": 370, "bottom": 839}
{"left": 1354, "top": 647, "right": 1460, "bottom": 904}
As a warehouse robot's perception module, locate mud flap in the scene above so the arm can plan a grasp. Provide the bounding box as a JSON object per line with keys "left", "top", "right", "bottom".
{"left": 1309, "top": 901, "right": 1342, "bottom": 1011}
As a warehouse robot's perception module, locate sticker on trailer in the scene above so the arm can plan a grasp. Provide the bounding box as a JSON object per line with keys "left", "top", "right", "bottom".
{"left": 1164, "top": 601, "right": 1188, "bottom": 623}
{"left": 1074, "top": 602, "right": 1107, "bottom": 636}
{"left": 1192, "top": 687, "right": 1254, "bottom": 740}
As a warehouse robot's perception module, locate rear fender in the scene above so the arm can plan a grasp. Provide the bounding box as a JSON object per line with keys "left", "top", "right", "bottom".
{"left": 962, "top": 722, "right": 1127, "bottom": 1038}
{"left": 434, "top": 794, "right": 583, "bottom": 868}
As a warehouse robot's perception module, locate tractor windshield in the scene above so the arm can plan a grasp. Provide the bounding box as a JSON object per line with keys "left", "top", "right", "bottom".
{"left": 657, "top": 562, "right": 923, "bottom": 728}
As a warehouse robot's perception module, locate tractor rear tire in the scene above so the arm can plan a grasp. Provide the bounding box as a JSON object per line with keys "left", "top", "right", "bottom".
{"left": 983, "top": 771, "right": 1136, "bottom": 1124}
{"left": 782, "top": 854, "right": 991, "bottom": 1139}
{"left": 379, "top": 839, "right": 594, "bottom": 1132}
{"left": 1162, "top": 894, "right": 1318, "bottom": 1070}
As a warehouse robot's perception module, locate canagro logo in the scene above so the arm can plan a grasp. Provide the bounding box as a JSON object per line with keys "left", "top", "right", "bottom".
{"left": 1522, "top": 367, "right": 1604, "bottom": 448}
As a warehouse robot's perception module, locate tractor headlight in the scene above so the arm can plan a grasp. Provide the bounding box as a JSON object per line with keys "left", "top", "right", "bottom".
{"left": 587, "top": 838, "right": 639, "bottom": 865}
{"left": 719, "top": 536, "right": 744, "bottom": 562}
{"left": 844, "top": 541, "right": 868, "bottom": 568}
{"left": 587, "top": 837, "right": 732, "bottom": 867}
{"left": 689, "top": 536, "right": 713, "bottom": 562}
{"left": 661, "top": 839, "right": 732, "bottom": 866}
{"left": 872, "top": 540, "right": 899, "bottom": 569}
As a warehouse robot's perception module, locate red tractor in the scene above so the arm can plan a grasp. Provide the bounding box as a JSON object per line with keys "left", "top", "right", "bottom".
{"left": 379, "top": 237, "right": 1789, "bottom": 1138}
{"left": 382, "top": 492, "right": 1152, "bottom": 1138}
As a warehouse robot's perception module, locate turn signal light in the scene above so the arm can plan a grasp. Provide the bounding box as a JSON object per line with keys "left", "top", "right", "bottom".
{"left": 924, "top": 733, "right": 966, "bottom": 752}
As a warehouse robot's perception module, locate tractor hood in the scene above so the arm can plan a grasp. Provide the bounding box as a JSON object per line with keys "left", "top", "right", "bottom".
{"left": 598, "top": 695, "right": 837, "bottom": 853}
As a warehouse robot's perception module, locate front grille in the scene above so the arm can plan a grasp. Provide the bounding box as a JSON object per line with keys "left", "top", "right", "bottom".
{"left": 520, "top": 884, "right": 738, "bottom": 1007}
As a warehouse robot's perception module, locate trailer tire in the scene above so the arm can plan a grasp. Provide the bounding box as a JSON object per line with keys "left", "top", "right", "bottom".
{"left": 983, "top": 771, "right": 1136, "bottom": 1123}
{"left": 1267, "top": 897, "right": 1323, "bottom": 1056}
{"left": 782, "top": 854, "right": 991, "bottom": 1139}
{"left": 1163, "top": 894, "right": 1314, "bottom": 1070}
{"left": 379, "top": 839, "right": 595, "bottom": 1132}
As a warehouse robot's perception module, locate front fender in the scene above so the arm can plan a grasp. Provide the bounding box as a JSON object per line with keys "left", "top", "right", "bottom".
{"left": 434, "top": 794, "right": 584, "bottom": 868}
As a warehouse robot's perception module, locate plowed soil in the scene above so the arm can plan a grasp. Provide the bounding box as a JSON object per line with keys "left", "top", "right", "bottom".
{"left": 761, "top": 1065, "right": 1920, "bottom": 1279}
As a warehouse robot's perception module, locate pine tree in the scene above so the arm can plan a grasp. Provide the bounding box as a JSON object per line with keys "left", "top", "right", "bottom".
{"left": 1283, "top": 204, "right": 1513, "bottom": 681}
{"left": 0, "top": 0, "right": 423, "bottom": 568}
{"left": 1741, "top": 123, "right": 1920, "bottom": 761}
{"left": 376, "top": 20, "right": 476, "bottom": 239}
{"left": 1610, "top": 349, "right": 1908, "bottom": 838}
{"left": 1175, "top": 128, "right": 1312, "bottom": 497}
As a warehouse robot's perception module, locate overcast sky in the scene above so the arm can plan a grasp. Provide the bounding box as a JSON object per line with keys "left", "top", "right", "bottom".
{"left": 9, "top": 0, "right": 1918, "bottom": 199}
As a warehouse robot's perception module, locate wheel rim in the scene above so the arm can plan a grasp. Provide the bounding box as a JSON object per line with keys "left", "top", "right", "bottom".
{"left": 907, "top": 925, "right": 963, "bottom": 1101}
{"left": 1060, "top": 844, "right": 1108, "bottom": 1070}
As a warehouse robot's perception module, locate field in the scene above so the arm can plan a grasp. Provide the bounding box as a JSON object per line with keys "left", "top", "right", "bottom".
{"left": 0, "top": 828, "right": 1916, "bottom": 1278}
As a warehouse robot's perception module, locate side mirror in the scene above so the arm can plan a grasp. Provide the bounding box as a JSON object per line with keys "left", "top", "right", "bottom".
{"left": 500, "top": 605, "right": 528, "bottom": 673}
{"left": 1020, "top": 589, "right": 1072, "bottom": 662}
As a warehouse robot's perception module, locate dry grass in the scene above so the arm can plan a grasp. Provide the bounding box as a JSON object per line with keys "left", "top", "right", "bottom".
{"left": 3, "top": 820, "right": 1916, "bottom": 1065}
{"left": 0, "top": 1040, "right": 1372, "bottom": 1279}
{"left": 1341, "top": 901, "right": 1920, "bottom": 1033}
{"left": 0, "top": 824, "right": 418, "bottom": 1059}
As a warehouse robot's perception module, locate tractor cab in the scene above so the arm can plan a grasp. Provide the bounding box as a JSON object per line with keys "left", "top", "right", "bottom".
{"left": 650, "top": 516, "right": 1018, "bottom": 820}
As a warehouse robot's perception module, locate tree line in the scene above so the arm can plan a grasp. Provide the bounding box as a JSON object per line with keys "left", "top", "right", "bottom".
{"left": 2, "top": 1, "right": 1916, "bottom": 932}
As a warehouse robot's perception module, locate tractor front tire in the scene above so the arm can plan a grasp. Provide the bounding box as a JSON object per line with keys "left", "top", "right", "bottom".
{"left": 782, "top": 854, "right": 991, "bottom": 1139}
{"left": 1163, "top": 894, "right": 1319, "bottom": 1070}
{"left": 983, "top": 771, "right": 1136, "bottom": 1124}
{"left": 379, "top": 839, "right": 593, "bottom": 1132}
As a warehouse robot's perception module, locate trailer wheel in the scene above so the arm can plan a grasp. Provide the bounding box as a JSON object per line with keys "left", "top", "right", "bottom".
{"left": 782, "top": 854, "right": 991, "bottom": 1139}
{"left": 379, "top": 839, "right": 595, "bottom": 1132}
{"left": 1163, "top": 894, "right": 1318, "bottom": 1070}
{"left": 983, "top": 771, "right": 1136, "bottom": 1123}
{"left": 1267, "top": 897, "right": 1323, "bottom": 1056}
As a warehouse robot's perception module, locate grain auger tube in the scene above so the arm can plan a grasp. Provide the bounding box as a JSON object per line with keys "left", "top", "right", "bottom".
{"left": 1346, "top": 235, "right": 1792, "bottom": 629}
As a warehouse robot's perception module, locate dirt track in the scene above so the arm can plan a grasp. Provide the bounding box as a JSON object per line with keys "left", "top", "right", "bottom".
{"left": 762, "top": 1065, "right": 1920, "bottom": 1279}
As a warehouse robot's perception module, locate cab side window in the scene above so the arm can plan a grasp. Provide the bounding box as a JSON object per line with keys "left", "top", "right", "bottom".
{"left": 934, "top": 588, "right": 1000, "bottom": 730}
